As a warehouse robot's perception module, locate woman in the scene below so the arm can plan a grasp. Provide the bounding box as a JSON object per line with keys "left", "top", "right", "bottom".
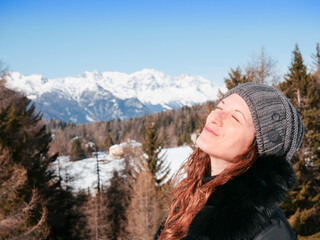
{"left": 155, "top": 83, "right": 304, "bottom": 240}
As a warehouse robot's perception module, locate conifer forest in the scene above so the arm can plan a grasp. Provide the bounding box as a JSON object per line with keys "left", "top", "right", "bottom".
{"left": 1, "top": 44, "right": 320, "bottom": 239}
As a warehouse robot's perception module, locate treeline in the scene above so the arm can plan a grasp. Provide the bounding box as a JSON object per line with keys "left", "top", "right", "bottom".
{"left": 47, "top": 99, "right": 212, "bottom": 158}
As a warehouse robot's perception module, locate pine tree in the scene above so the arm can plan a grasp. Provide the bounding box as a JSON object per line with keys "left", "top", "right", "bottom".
{"left": 280, "top": 45, "right": 312, "bottom": 111}
{"left": 1, "top": 75, "right": 85, "bottom": 239}
{"left": 104, "top": 170, "right": 129, "bottom": 240}
{"left": 280, "top": 44, "right": 320, "bottom": 162}
{"left": 279, "top": 44, "right": 320, "bottom": 237}
{"left": 311, "top": 43, "right": 320, "bottom": 94}
{"left": 217, "top": 66, "right": 253, "bottom": 100}
{"left": 0, "top": 81, "right": 53, "bottom": 235}
{"left": 0, "top": 148, "right": 49, "bottom": 239}
{"left": 142, "top": 116, "right": 170, "bottom": 185}
{"left": 70, "top": 138, "right": 85, "bottom": 161}
{"left": 103, "top": 133, "right": 114, "bottom": 150}
{"left": 45, "top": 184, "right": 88, "bottom": 240}
{"left": 71, "top": 190, "right": 91, "bottom": 239}
{"left": 224, "top": 66, "right": 253, "bottom": 90}
{"left": 312, "top": 43, "right": 320, "bottom": 70}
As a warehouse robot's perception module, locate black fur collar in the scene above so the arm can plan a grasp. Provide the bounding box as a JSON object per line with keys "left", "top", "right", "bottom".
{"left": 182, "top": 155, "right": 296, "bottom": 240}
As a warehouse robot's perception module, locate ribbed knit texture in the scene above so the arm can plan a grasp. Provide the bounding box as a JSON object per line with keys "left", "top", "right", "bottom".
{"left": 225, "top": 83, "right": 304, "bottom": 161}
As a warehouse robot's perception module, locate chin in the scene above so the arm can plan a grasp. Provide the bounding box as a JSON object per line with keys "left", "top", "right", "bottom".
{"left": 195, "top": 135, "right": 203, "bottom": 148}
{"left": 196, "top": 135, "right": 235, "bottom": 162}
{"left": 196, "top": 135, "right": 211, "bottom": 154}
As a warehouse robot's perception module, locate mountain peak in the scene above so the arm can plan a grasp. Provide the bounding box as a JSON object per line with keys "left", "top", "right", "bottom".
{"left": 131, "top": 68, "right": 166, "bottom": 79}
{"left": 80, "top": 70, "right": 102, "bottom": 79}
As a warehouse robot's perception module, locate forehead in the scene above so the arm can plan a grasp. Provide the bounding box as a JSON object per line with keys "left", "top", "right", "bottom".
{"left": 221, "top": 94, "right": 253, "bottom": 118}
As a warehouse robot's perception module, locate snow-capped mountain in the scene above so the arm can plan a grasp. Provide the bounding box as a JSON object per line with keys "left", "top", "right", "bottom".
{"left": 5, "top": 69, "right": 225, "bottom": 123}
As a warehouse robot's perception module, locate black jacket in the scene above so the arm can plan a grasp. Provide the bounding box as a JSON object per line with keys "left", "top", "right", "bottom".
{"left": 154, "top": 155, "right": 296, "bottom": 240}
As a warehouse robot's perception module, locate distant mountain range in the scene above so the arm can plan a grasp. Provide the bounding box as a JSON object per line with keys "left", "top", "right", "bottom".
{"left": 5, "top": 69, "right": 225, "bottom": 123}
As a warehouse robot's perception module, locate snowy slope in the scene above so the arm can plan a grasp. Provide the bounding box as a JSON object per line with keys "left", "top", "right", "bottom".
{"left": 5, "top": 69, "right": 225, "bottom": 123}
{"left": 52, "top": 146, "right": 193, "bottom": 193}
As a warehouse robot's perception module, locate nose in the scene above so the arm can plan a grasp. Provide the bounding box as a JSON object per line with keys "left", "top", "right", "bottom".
{"left": 208, "top": 110, "right": 225, "bottom": 127}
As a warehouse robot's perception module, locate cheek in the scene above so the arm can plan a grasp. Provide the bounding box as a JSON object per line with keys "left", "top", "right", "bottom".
{"left": 196, "top": 129, "right": 211, "bottom": 147}
{"left": 223, "top": 127, "right": 251, "bottom": 153}
{"left": 205, "top": 112, "right": 212, "bottom": 124}
{"left": 196, "top": 129, "right": 218, "bottom": 155}
{"left": 237, "top": 130, "right": 255, "bottom": 151}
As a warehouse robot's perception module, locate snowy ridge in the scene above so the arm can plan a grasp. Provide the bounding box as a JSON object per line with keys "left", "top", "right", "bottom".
{"left": 6, "top": 69, "right": 225, "bottom": 123}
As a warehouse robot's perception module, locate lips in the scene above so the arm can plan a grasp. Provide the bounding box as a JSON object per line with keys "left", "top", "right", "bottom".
{"left": 204, "top": 126, "right": 219, "bottom": 136}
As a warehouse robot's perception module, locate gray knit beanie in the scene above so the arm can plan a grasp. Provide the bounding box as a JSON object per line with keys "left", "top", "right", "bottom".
{"left": 224, "top": 82, "right": 304, "bottom": 161}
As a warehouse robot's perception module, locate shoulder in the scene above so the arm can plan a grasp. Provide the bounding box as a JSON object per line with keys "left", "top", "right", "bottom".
{"left": 183, "top": 207, "right": 296, "bottom": 240}
{"left": 182, "top": 156, "right": 296, "bottom": 240}
{"left": 254, "top": 208, "right": 296, "bottom": 240}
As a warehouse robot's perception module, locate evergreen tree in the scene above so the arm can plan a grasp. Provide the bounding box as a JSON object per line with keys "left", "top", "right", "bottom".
{"left": 0, "top": 148, "right": 49, "bottom": 239}
{"left": 224, "top": 66, "right": 253, "bottom": 90}
{"left": 0, "top": 81, "right": 54, "bottom": 232}
{"left": 217, "top": 66, "right": 253, "bottom": 100}
{"left": 103, "top": 133, "right": 114, "bottom": 150}
{"left": 142, "top": 116, "right": 170, "bottom": 185}
{"left": 46, "top": 184, "right": 88, "bottom": 240}
{"left": 71, "top": 190, "right": 91, "bottom": 239}
{"left": 70, "top": 138, "right": 85, "bottom": 161}
{"left": 280, "top": 45, "right": 312, "bottom": 111}
{"left": 312, "top": 42, "right": 320, "bottom": 70}
{"left": 279, "top": 44, "right": 320, "bottom": 237}
{"left": 177, "top": 135, "right": 184, "bottom": 146}
{"left": 104, "top": 170, "right": 129, "bottom": 240}
{"left": 1, "top": 75, "right": 86, "bottom": 239}
{"left": 311, "top": 43, "right": 320, "bottom": 94}
{"left": 280, "top": 44, "right": 320, "bottom": 162}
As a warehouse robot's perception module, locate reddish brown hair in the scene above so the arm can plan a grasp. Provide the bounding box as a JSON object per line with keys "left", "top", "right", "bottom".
{"left": 159, "top": 140, "right": 258, "bottom": 240}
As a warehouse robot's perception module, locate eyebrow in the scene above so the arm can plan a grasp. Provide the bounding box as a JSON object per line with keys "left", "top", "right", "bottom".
{"left": 221, "top": 100, "right": 247, "bottom": 122}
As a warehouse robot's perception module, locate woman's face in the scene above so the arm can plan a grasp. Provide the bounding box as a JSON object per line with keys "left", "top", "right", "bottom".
{"left": 196, "top": 93, "right": 255, "bottom": 162}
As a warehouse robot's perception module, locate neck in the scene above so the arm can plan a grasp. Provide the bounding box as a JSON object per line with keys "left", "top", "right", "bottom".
{"left": 210, "top": 156, "right": 235, "bottom": 176}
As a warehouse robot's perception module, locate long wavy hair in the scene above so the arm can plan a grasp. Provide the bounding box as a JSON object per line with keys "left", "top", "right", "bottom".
{"left": 158, "top": 139, "right": 258, "bottom": 240}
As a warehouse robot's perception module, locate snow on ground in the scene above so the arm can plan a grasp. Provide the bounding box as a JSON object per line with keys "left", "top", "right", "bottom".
{"left": 52, "top": 146, "right": 193, "bottom": 193}
{"left": 165, "top": 146, "right": 193, "bottom": 178}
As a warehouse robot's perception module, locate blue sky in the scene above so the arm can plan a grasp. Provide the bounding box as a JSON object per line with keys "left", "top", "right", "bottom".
{"left": 0, "top": 0, "right": 319, "bottom": 85}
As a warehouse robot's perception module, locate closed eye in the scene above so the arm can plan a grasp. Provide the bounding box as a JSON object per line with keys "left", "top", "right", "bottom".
{"left": 216, "top": 103, "right": 242, "bottom": 124}
{"left": 216, "top": 107, "right": 239, "bottom": 122}
{"left": 232, "top": 116, "right": 240, "bottom": 123}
